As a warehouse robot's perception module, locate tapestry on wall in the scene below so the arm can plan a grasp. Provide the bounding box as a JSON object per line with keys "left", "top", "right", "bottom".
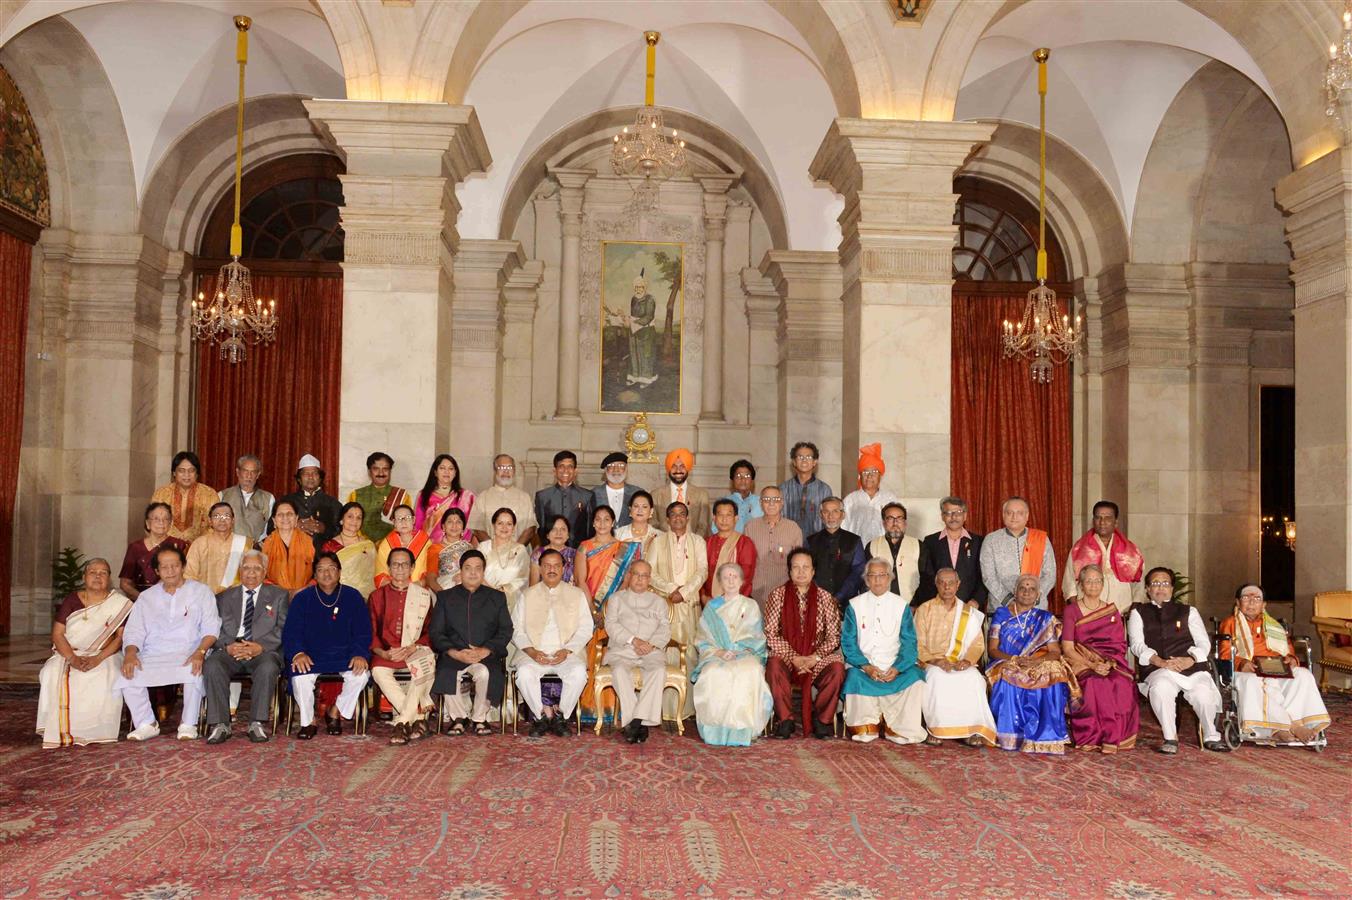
{"left": 0, "top": 63, "right": 50, "bottom": 228}
{"left": 600, "top": 240, "right": 683, "bottom": 413}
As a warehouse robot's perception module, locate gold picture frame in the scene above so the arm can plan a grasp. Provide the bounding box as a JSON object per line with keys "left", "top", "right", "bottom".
{"left": 599, "top": 240, "right": 684, "bottom": 414}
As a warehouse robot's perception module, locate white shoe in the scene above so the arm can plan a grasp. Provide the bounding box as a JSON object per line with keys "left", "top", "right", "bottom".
{"left": 177, "top": 724, "right": 199, "bottom": 741}
{"left": 127, "top": 722, "right": 160, "bottom": 741}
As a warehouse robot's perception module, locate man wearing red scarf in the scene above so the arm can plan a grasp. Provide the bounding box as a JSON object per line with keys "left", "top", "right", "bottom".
{"left": 1063, "top": 500, "right": 1144, "bottom": 614}
{"left": 763, "top": 548, "right": 844, "bottom": 739}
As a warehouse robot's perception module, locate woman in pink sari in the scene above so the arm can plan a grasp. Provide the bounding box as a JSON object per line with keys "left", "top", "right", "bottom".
{"left": 1061, "top": 564, "right": 1139, "bottom": 752}
{"left": 414, "top": 454, "right": 475, "bottom": 544}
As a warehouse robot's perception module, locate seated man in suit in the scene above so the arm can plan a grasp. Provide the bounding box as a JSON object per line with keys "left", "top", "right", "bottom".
{"left": 512, "top": 549, "right": 593, "bottom": 736}
{"left": 430, "top": 549, "right": 514, "bottom": 736}
{"left": 603, "top": 561, "right": 672, "bottom": 744}
{"left": 205, "top": 550, "right": 289, "bottom": 744}
{"left": 916, "top": 496, "right": 986, "bottom": 609}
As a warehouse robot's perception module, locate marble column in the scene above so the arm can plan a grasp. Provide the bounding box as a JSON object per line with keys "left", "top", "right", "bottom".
{"left": 304, "top": 100, "right": 490, "bottom": 491}
{"left": 741, "top": 267, "right": 786, "bottom": 475}
{"left": 760, "top": 250, "right": 844, "bottom": 491}
{"left": 1276, "top": 148, "right": 1352, "bottom": 637}
{"left": 450, "top": 239, "right": 524, "bottom": 480}
{"left": 548, "top": 167, "right": 591, "bottom": 420}
{"left": 697, "top": 174, "right": 738, "bottom": 422}
{"left": 809, "top": 119, "right": 994, "bottom": 536}
{"left": 499, "top": 260, "right": 545, "bottom": 454}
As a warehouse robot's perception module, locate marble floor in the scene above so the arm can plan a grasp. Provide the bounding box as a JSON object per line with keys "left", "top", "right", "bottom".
{"left": 0, "top": 635, "right": 49, "bottom": 683}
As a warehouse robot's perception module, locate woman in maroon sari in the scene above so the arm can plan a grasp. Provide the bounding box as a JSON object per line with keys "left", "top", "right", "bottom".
{"left": 1060, "top": 564, "right": 1139, "bottom": 752}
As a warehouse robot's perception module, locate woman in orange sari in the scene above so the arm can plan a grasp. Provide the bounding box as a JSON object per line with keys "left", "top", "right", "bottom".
{"left": 573, "top": 505, "right": 641, "bottom": 724}
{"left": 260, "top": 500, "right": 315, "bottom": 596}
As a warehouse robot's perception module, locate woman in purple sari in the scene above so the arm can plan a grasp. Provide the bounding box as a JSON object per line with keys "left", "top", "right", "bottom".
{"left": 1060, "top": 564, "right": 1139, "bottom": 752}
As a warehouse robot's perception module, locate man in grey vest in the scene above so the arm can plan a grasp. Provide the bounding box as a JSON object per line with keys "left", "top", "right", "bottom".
{"left": 219, "top": 454, "right": 274, "bottom": 542}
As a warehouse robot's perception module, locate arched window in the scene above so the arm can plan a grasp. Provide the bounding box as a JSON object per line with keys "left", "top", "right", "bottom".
{"left": 952, "top": 177, "right": 1068, "bottom": 286}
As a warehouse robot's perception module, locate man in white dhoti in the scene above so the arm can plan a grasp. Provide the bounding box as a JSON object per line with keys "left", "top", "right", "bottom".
{"left": 114, "top": 545, "right": 221, "bottom": 741}
{"left": 1127, "top": 567, "right": 1228, "bottom": 754}
{"left": 914, "top": 568, "right": 997, "bottom": 747}
{"left": 648, "top": 501, "right": 707, "bottom": 718}
{"left": 513, "top": 549, "right": 592, "bottom": 737}
{"left": 840, "top": 559, "right": 927, "bottom": 744}
{"left": 1219, "top": 584, "right": 1331, "bottom": 744}
{"left": 603, "top": 561, "right": 672, "bottom": 743}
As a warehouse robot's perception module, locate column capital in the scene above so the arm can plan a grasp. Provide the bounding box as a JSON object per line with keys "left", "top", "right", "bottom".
{"left": 759, "top": 249, "right": 842, "bottom": 302}
{"left": 454, "top": 238, "right": 525, "bottom": 283}
{"left": 303, "top": 99, "right": 490, "bottom": 181}
{"left": 809, "top": 118, "right": 995, "bottom": 199}
{"left": 1277, "top": 148, "right": 1352, "bottom": 311}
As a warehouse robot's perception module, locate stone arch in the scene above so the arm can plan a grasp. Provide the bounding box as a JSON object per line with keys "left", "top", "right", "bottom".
{"left": 497, "top": 109, "right": 790, "bottom": 251}
{"left": 961, "top": 122, "right": 1128, "bottom": 281}
{"left": 0, "top": 16, "right": 137, "bottom": 234}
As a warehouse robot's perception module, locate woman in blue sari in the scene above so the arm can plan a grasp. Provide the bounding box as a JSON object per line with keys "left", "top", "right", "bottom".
{"left": 986, "top": 574, "right": 1077, "bottom": 754}
{"left": 691, "top": 563, "right": 772, "bottom": 746}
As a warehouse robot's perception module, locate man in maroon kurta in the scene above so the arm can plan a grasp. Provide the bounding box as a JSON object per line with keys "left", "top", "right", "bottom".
{"left": 764, "top": 548, "right": 844, "bottom": 739}
{"left": 368, "top": 547, "right": 435, "bottom": 743}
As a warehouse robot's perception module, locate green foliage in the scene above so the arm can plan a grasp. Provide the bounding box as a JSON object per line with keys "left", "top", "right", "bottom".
{"left": 51, "top": 546, "right": 87, "bottom": 607}
{"left": 1170, "top": 569, "right": 1194, "bottom": 604}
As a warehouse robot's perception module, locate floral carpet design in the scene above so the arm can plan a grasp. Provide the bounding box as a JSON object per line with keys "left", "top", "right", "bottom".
{"left": 0, "top": 687, "right": 1348, "bottom": 898}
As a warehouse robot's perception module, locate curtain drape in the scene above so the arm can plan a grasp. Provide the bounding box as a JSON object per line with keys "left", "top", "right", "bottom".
{"left": 951, "top": 291, "right": 1072, "bottom": 612}
{"left": 0, "top": 229, "right": 34, "bottom": 635}
{"left": 194, "top": 274, "right": 342, "bottom": 500}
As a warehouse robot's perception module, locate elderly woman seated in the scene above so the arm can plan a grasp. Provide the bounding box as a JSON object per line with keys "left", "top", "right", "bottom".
{"left": 36, "top": 558, "right": 134, "bottom": 748}
{"left": 1218, "top": 584, "right": 1331, "bottom": 744}
{"left": 691, "top": 562, "right": 772, "bottom": 746}
{"left": 986, "top": 574, "right": 1075, "bottom": 755}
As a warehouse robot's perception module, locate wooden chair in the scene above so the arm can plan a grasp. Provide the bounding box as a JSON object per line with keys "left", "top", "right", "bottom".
{"left": 285, "top": 673, "right": 369, "bottom": 736}
{"left": 590, "top": 636, "right": 690, "bottom": 735}
{"left": 506, "top": 669, "right": 582, "bottom": 735}
{"left": 1312, "top": 590, "right": 1352, "bottom": 691}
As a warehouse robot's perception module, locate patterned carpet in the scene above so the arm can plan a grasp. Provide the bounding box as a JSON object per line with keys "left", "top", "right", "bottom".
{"left": 1, "top": 686, "right": 1348, "bottom": 899}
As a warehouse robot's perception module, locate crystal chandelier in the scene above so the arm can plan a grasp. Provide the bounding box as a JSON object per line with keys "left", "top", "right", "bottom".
{"left": 192, "top": 15, "right": 277, "bottom": 364}
{"left": 612, "top": 31, "right": 687, "bottom": 206}
{"left": 1326, "top": 0, "right": 1352, "bottom": 144}
{"left": 1001, "top": 47, "right": 1081, "bottom": 384}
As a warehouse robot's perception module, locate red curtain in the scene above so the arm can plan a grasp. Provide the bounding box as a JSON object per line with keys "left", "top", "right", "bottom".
{"left": 951, "top": 291, "right": 1072, "bottom": 612}
{"left": 195, "top": 274, "right": 342, "bottom": 498}
{"left": 0, "top": 230, "right": 34, "bottom": 635}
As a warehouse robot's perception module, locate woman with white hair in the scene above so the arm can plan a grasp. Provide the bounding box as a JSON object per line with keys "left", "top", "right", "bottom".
{"left": 690, "top": 562, "right": 772, "bottom": 746}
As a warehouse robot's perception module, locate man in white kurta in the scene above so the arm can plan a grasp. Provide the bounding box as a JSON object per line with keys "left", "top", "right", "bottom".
{"left": 914, "top": 569, "right": 996, "bottom": 746}
{"left": 512, "top": 550, "right": 593, "bottom": 736}
{"left": 603, "top": 561, "right": 672, "bottom": 742}
{"left": 841, "top": 444, "right": 900, "bottom": 546}
{"left": 865, "top": 503, "right": 920, "bottom": 604}
{"left": 648, "top": 502, "right": 708, "bottom": 718}
{"left": 840, "top": 560, "right": 927, "bottom": 744}
{"left": 114, "top": 546, "right": 221, "bottom": 741}
{"left": 1127, "top": 567, "right": 1227, "bottom": 753}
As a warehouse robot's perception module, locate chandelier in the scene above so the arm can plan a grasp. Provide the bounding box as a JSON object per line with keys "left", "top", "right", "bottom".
{"left": 191, "top": 15, "right": 277, "bottom": 364}
{"left": 1001, "top": 47, "right": 1082, "bottom": 384}
{"left": 1326, "top": 0, "right": 1352, "bottom": 143}
{"left": 612, "top": 31, "right": 687, "bottom": 206}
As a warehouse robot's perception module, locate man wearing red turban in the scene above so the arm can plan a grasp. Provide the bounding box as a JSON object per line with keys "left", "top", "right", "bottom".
{"left": 655, "top": 448, "right": 711, "bottom": 536}
{"left": 842, "top": 443, "right": 900, "bottom": 545}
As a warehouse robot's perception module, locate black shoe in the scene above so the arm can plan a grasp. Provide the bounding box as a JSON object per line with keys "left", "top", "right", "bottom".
{"left": 624, "top": 721, "right": 641, "bottom": 744}
{"left": 637, "top": 723, "right": 649, "bottom": 743}
{"left": 1202, "top": 740, "right": 1230, "bottom": 753}
{"left": 325, "top": 715, "right": 342, "bottom": 736}
{"left": 297, "top": 724, "right": 318, "bottom": 741}
{"left": 1159, "top": 740, "right": 1179, "bottom": 755}
{"left": 550, "top": 712, "right": 570, "bottom": 737}
{"left": 813, "top": 722, "right": 834, "bottom": 740}
{"left": 774, "top": 720, "right": 795, "bottom": 740}
{"left": 529, "top": 716, "right": 551, "bottom": 737}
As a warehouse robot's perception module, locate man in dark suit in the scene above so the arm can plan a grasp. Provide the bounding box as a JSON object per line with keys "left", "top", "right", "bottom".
{"left": 593, "top": 451, "right": 640, "bottom": 528}
{"left": 915, "top": 496, "right": 987, "bottom": 610}
{"left": 806, "top": 496, "right": 866, "bottom": 607}
{"left": 534, "top": 450, "right": 595, "bottom": 547}
{"left": 204, "top": 549, "right": 289, "bottom": 743}
{"left": 429, "top": 549, "right": 514, "bottom": 734}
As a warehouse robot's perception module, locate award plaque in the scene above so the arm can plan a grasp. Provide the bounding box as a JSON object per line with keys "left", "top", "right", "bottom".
{"left": 1255, "top": 656, "right": 1294, "bottom": 678}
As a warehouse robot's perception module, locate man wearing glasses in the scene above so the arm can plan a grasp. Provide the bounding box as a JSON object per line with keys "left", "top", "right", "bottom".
{"left": 745, "top": 486, "right": 802, "bottom": 607}
{"left": 779, "top": 441, "right": 833, "bottom": 537}
{"left": 471, "top": 454, "right": 538, "bottom": 545}
{"left": 864, "top": 502, "right": 921, "bottom": 605}
{"left": 184, "top": 502, "right": 252, "bottom": 593}
{"left": 915, "top": 496, "right": 986, "bottom": 609}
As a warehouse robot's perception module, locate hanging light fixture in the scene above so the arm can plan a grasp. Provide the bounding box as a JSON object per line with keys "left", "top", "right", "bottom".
{"left": 1001, "top": 47, "right": 1082, "bottom": 384}
{"left": 611, "top": 31, "right": 687, "bottom": 207}
{"left": 1326, "top": 0, "right": 1352, "bottom": 143}
{"left": 192, "top": 15, "right": 277, "bottom": 365}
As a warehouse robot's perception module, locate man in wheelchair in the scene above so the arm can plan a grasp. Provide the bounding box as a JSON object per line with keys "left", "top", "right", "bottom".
{"left": 1217, "top": 584, "right": 1331, "bottom": 745}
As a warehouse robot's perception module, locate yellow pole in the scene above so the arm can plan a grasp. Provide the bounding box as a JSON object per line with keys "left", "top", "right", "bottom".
{"left": 1034, "top": 47, "right": 1049, "bottom": 282}
{"left": 644, "top": 31, "right": 659, "bottom": 106}
{"left": 230, "top": 16, "right": 251, "bottom": 259}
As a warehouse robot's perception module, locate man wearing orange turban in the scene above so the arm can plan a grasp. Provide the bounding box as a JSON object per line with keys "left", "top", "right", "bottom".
{"left": 842, "top": 443, "right": 900, "bottom": 545}
{"left": 655, "top": 448, "right": 711, "bottom": 536}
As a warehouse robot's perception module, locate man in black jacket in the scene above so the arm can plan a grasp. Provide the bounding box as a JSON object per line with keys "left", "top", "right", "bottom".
{"left": 429, "top": 550, "right": 514, "bottom": 734}
{"left": 807, "top": 497, "right": 866, "bottom": 607}
{"left": 915, "top": 496, "right": 986, "bottom": 609}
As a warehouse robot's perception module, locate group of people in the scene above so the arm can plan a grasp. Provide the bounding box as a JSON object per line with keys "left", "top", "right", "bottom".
{"left": 35, "top": 443, "right": 1332, "bottom": 756}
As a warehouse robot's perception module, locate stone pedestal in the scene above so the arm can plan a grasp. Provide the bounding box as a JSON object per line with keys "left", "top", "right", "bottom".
{"left": 304, "top": 99, "right": 490, "bottom": 493}
{"left": 810, "top": 119, "right": 994, "bottom": 536}
{"left": 1277, "top": 148, "right": 1352, "bottom": 637}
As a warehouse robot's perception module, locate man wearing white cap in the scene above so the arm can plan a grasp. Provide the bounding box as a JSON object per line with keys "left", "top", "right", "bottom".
{"left": 275, "top": 454, "right": 344, "bottom": 554}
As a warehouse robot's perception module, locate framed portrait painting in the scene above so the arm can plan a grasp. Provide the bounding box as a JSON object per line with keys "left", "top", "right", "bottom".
{"left": 600, "top": 240, "right": 683, "bottom": 414}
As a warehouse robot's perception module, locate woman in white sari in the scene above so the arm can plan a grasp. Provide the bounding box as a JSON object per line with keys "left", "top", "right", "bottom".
{"left": 481, "top": 507, "right": 530, "bottom": 609}
{"left": 691, "top": 563, "right": 772, "bottom": 746}
{"left": 36, "top": 558, "right": 133, "bottom": 748}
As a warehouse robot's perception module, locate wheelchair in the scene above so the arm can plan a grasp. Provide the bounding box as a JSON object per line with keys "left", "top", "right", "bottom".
{"left": 1209, "top": 617, "right": 1327, "bottom": 753}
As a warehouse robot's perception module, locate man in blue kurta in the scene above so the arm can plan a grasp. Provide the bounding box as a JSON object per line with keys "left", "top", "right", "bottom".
{"left": 840, "top": 558, "right": 927, "bottom": 744}
{"left": 283, "top": 551, "right": 371, "bottom": 739}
